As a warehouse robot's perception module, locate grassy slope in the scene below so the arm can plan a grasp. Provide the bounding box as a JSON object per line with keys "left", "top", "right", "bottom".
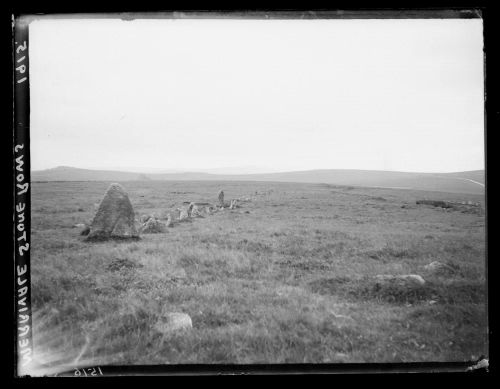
{"left": 30, "top": 180, "right": 487, "bottom": 368}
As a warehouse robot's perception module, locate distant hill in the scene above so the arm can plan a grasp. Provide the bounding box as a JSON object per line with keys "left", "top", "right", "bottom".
{"left": 31, "top": 166, "right": 485, "bottom": 194}
{"left": 31, "top": 166, "right": 149, "bottom": 182}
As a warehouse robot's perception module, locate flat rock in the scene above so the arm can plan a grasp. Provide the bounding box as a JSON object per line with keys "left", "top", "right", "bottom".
{"left": 416, "top": 200, "right": 453, "bottom": 209}
{"left": 424, "top": 261, "right": 457, "bottom": 275}
{"left": 154, "top": 312, "right": 192, "bottom": 334}
{"left": 375, "top": 274, "right": 426, "bottom": 286}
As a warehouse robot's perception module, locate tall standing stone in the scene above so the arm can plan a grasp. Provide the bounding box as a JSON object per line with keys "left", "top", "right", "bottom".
{"left": 187, "top": 202, "right": 195, "bottom": 217}
{"left": 165, "top": 213, "right": 173, "bottom": 227}
{"left": 218, "top": 190, "right": 224, "bottom": 207}
{"left": 85, "top": 183, "right": 139, "bottom": 241}
{"left": 179, "top": 205, "right": 191, "bottom": 221}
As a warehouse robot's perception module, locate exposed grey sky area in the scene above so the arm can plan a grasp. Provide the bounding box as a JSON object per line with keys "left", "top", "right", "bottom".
{"left": 29, "top": 18, "right": 484, "bottom": 174}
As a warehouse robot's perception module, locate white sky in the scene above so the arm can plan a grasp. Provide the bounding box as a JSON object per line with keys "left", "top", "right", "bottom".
{"left": 29, "top": 18, "right": 484, "bottom": 173}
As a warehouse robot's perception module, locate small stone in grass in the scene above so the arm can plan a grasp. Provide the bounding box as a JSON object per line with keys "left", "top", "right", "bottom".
{"left": 154, "top": 312, "right": 192, "bottom": 335}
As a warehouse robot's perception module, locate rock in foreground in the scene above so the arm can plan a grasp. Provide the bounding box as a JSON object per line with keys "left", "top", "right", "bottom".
{"left": 154, "top": 312, "right": 193, "bottom": 335}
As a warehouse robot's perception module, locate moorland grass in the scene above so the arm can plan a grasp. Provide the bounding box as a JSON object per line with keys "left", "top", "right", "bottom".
{"left": 30, "top": 180, "right": 487, "bottom": 369}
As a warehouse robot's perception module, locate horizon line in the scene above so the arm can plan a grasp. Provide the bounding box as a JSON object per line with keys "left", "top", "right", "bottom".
{"left": 32, "top": 165, "right": 486, "bottom": 176}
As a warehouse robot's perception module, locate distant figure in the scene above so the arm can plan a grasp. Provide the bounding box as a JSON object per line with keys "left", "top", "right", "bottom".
{"left": 218, "top": 190, "right": 224, "bottom": 207}
{"left": 86, "top": 183, "right": 139, "bottom": 241}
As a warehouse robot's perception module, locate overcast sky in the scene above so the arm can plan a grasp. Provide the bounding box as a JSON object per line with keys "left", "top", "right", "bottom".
{"left": 29, "top": 17, "right": 484, "bottom": 173}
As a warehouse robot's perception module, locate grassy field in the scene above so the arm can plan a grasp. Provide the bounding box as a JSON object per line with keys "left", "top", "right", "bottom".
{"left": 29, "top": 180, "right": 487, "bottom": 370}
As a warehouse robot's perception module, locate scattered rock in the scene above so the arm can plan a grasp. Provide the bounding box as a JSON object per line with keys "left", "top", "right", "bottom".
{"left": 154, "top": 312, "right": 193, "bottom": 335}
{"left": 191, "top": 204, "right": 203, "bottom": 217}
{"left": 140, "top": 214, "right": 153, "bottom": 223}
{"left": 416, "top": 200, "right": 453, "bottom": 209}
{"left": 179, "top": 207, "right": 189, "bottom": 221}
{"left": 328, "top": 310, "right": 354, "bottom": 321}
{"left": 424, "top": 261, "right": 457, "bottom": 275}
{"left": 374, "top": 274, "right": 426, "bottom": 286}
{"left": 73, "top": 223, "right": 86, "bottom": 228}
{"left": 140, "top": 218, "right": 167, "bottom": 234}
{"left": 86, "top": 183, "right": 139, "bottom": 241}
{"left": 80, "top": 226, "right": 90, "bottom": 236}
{"left": 333, "top": 353, "right": 349, "bottom": 361}
{"left": 229, "top": 199, "right": 237, "bottom": 209}
{"left": 106, "top": 258, "right": 143, "bottom": 272}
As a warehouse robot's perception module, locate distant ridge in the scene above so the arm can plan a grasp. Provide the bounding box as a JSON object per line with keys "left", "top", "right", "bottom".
{"left": 31, "top": 166, "right": 485, "bottom": 194}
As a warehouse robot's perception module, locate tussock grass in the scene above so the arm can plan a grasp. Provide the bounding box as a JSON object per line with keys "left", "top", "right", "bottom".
{"left": 308, "top": 276, "right": 485, "bottom": 305}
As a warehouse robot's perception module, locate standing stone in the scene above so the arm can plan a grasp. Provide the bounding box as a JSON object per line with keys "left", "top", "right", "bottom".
{"left": 179, "top": 208, "right": 189, "bottom": 221}
{"left": 165, "top": 213, "right": 173, "bottom": 227}
{"left": 86, "top": 183, "right": 139, "bottom": 241}
{"left": 187, "top": 202, "right": 195, "bottom": 217}
{"left": 140, "top": 217, "right": 167, "bottom": 234}
{"left": 218, "top": 190, "right": 224, "bottom": 207}
{"left": 191, "top": 204, "right": 202, "bottom": 217}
